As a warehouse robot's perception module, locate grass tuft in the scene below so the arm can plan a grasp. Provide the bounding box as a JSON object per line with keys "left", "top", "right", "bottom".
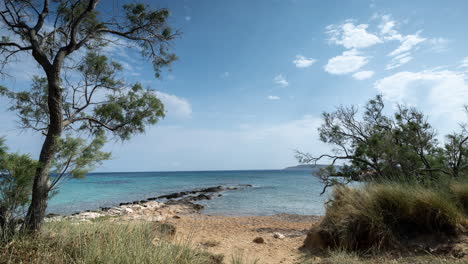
{"left": 304, "top": 179, "right": 468, "bottom": 252}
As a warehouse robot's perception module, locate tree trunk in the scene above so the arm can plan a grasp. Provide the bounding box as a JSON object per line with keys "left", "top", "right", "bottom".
{"left": 24, "top": 71, "right": 63, "bottom": 232}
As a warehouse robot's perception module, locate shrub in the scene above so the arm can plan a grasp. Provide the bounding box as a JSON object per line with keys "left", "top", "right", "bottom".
{"left": 304, "top": 180, "right": 468, "bottom": 252}
{"left": 0, "top": 141, "right": 37, "bottom": 243}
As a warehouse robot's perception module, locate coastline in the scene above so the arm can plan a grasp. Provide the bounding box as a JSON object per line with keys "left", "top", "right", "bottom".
{"left": 45, "top": 184, "right": 322, "bottom": 264}
{"left": 46, "top": 184, "right": 321, "bottom": 222}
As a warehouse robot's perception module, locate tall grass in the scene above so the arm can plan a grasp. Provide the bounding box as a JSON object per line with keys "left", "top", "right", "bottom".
{"left": 0, "top": 221, "right": 222, "bottom": 264}
{"left": 305, "top": 178, "right": 468, "bottom": 251}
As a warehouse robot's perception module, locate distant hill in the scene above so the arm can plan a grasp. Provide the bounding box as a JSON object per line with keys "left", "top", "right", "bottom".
{"left": 283, "top": 164, "right": 340, "bottom": 170}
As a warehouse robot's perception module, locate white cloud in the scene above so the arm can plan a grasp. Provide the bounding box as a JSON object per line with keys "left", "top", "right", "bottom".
{"left": 324, "top": 49, "right": 369, "bottom": 75}
{"left": 352, "top": 71, "right": 374, "bottom": 80}
{"left": 267, "top": 95, "right": 280, "bottom": 100}
{"left": 155, "top": 91, "right": 192, "bottom": 119}
{"left": 326, "top": 22, "right": 382, "bottom": 49}
{"left": 274, "top": 74, "right": 289, "bottom": 87}
{"left": 378, "top": 14, "right": 402, "bottom": 40}
{"left": 388, "top": 33, "right": 426, "bottom": 57}
{"left": 374, "top": 70, "right": 468, "bottom": 124}
{"left": 185, "top": 16, "right": 191, "bottom": 21}
{"left": 386, "top": 53, "right": 413, "bottom": 70}
{"left": 293, "top": 55, "right": 316, "bottom": 68}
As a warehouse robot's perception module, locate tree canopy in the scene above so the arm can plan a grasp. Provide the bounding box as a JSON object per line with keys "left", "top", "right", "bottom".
{"left": 297, "top": 95, "right": 468, "bottom": 193}
{"left": 0, "top": 0, "right": 179, "bottom": 231}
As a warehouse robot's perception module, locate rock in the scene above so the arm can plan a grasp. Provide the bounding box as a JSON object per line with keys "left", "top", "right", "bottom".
{"left": 173, "top": 215, "right": 181, "bottom": 219}
{"left": 193, "top": 204, "right": 204, "bottom": 210}
{"left": 200, "top": 186, "right": 225, "bottom": 193}
{"left": 273, "top": 232, "right": 285, "bottom": 239}
{"left": 147, "top": 197, "right": 157, "bottom": 201}
{"left": 46, "top": 213, "right": 60, "bottom": 218}
{"left": 253, "top": 237, "right": 265, "bottom": 244}
{"left": 139, "top": 200, "right": 147, "bottom": 203}
{"left": 123, "top": 208, "right": 134, "bottom": 214}
{"left": 194, "top": 194, "right": 212, "bottom": 200}
{"left": 150, "top": 215, "right": 165, "bottom": 222}
{"left": 76, "top": 212, "right": 104, "bottom": 219}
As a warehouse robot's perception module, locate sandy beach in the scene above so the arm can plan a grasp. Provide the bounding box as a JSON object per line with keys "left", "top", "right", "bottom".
{"left": 167, "top": 214, "right": 321, "bottom": 264}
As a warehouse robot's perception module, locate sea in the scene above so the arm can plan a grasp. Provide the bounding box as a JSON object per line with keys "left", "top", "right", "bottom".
{"left": 48, "top": 169, "right": 330, "bottom": 216}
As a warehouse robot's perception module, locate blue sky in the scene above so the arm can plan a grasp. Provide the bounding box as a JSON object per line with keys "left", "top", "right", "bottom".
{"left": 1, "top": 0, "right": 468, "bottom": 171}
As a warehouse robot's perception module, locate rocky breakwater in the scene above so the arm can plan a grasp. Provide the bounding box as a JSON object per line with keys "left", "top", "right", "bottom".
{"left": 46, "top": 184, "right": 252, "bottom": 223}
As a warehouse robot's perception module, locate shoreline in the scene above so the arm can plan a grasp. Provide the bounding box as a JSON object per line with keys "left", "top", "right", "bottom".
{"left": 46, "top": 184, "right": 321, "bottom": 222}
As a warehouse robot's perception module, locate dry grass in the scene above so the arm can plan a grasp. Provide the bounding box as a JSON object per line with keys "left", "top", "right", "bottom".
{"left": 0, "top": 221, "right": 223, "bottom": 264}
{"left": 301, "top": 250, "right": 467, "bottom": 264}
{"left": 305, "top": 179, "right": 468, "bottom": 252}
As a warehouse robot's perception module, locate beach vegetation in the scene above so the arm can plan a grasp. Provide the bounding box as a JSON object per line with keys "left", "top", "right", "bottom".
{"left": 300, "top": 96, "right": 468, "bottom": 257}
{"left": 0, "top": 221, "right": 224, "bottom": 264}
{"left": 296, "top": 95, "right": 468, "bottom": 193}
{"left": 0, "top": 138, "right": 38, "bottom": 243}
{"left": 0, "top": 0, "right": 179, "bottom": 232}
{"left": 303, "top": 179, "right": 467, "bottom": 252}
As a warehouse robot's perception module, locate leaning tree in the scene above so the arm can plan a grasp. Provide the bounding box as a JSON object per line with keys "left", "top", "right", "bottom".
{"left": 0, "top": 0, "right": 179, "bottom": 231}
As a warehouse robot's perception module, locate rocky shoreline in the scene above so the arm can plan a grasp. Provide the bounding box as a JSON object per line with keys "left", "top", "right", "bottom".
{"left": 45, "top": 184, "right": 253, "bottom": 222}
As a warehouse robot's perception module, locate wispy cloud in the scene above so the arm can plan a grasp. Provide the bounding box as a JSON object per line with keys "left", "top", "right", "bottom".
{"left": 388, "top": 33, "right": 426, "bottom": 57}
{"left": 460, "top": 57, "right": 468, "bottom": 68}
{"left": 293, "top": 55, "right": 316, "bottom": 68}
{"left": 267, "top": 95, "right": 280, "bottom": 100}
{"left": 374, "top": 69, "right": 468, "bottom": 123}
{"left": 155, "top": 91, "right": 192, "bottom": 119}
{"left": 274, "top": 74, "right": 289, "bottom": 87}
{"left": 376, "top": 14, "right": 426, "bottom": 69}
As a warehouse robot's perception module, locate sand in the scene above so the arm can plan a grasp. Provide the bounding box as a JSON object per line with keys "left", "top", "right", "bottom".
{"left": 167, "top": 213, "right": 321, "bottom": 264}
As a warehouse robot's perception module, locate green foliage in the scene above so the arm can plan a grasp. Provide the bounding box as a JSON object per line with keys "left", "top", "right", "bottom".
{"left": 0, "top": 221, "right": 222, "bottom": 264}
{"left": 122, "top": 3, "right": 178, "bottom": 78}
{"left": 297, "top": 95, "right": 468, "bottom": 191}
{"left": 50, "top": 131, "right": 111, "bottom": 189}
{"left": 0, "top": 140, "right": 38, "bottom": 243}
{"left": 313, "top": 179, "right": 467, "bottom": 251}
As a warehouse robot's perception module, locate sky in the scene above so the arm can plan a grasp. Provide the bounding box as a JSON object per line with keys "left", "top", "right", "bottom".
{"left": 1, "top": 0, "right": 468, "bottom": 172}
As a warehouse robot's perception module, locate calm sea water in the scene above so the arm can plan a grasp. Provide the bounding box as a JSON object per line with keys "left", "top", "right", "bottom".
{"left": 48, "top": 169, "right": 329, "bottom": 216}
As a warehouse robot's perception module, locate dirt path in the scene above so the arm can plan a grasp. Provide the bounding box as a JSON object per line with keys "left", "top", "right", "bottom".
{"left": 167, "top": 214, "right": 321, "bottom": 264}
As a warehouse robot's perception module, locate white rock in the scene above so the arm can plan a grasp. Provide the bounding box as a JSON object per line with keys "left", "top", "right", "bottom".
{"left": 273, "top": 232, "right": 285, "bottom": 239}
{"left": 150, "top": 215, "right": 165, "bottom": 222}
{"left": 77, "top": 212, "right": 104, "bottom": 219}
{"left": 123, "top": 208, "right": 134, "bottom": 214}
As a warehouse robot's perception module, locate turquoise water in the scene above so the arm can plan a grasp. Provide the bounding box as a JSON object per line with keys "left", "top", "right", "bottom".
{"left": 48, "top": 170, "right": 329, "bottom": 216}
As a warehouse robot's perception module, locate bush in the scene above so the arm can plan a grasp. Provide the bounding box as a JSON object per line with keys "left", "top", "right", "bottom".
{"left": 0, "top": 140, "right": 37, "bottom": 243}
{"left": 304, "top": 180, "right": 468, "bottom": 251}
{"left": 0, "top": 221, "right": 223, "bottom": 264}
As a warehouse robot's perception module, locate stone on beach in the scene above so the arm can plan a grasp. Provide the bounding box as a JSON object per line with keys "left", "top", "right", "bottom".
{"left": 253, "top": 237, "right": 265, "bottom": 244}
{"left": 273, "top": 232, "right": 286, "bottom": 239}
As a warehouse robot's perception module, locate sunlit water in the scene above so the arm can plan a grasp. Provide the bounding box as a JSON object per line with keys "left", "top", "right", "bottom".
{"left": 48, "top": 169, "right": 330, "bottom": 216}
